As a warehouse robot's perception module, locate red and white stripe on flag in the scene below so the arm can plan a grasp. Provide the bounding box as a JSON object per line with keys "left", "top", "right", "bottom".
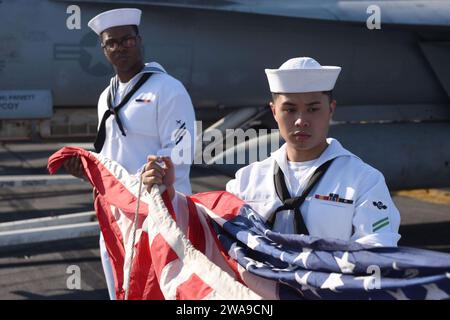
{"left": 48, "top": 147, "right": 263, "bottom": 300}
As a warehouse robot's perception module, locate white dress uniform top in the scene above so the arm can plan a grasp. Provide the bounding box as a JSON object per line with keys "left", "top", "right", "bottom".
{"left": 97, "top": 61, "right": 196, "bottom": 194}
{"left": 226, "top": 139, "right": 401, "bottom": 247}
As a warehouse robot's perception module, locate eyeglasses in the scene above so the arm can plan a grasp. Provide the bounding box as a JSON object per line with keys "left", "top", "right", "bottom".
{"left": 101, "top": 35, "right": 138, "bottom": 52}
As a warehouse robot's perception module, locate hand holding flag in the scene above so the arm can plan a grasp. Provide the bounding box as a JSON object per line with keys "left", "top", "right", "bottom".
{"left": 48, "top": 147, "right": 450, "bottom": 300}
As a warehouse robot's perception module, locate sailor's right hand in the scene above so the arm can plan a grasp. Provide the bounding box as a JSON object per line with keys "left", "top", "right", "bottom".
{"left": 63, "top": 156, "right": 85, "bottom": 179}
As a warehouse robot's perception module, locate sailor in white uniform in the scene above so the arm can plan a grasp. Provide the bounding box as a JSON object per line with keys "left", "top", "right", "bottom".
{"left": 226, "top": 57, "right": 401, "bottom": 247}
{"left": 142, "top": 57, "right": 401, "bottom": 250}
{"left": 64, "top": 8, "right": 196, "bottom": 299}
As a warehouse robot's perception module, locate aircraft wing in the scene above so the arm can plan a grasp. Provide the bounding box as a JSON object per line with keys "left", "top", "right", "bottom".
{"left": 55, "top": 0, "right": 450, "bottom": 27}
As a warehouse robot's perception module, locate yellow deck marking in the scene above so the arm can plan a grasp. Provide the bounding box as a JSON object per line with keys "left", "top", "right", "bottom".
{"left": 394, "top": 189, "right": 450, "bottom": 205}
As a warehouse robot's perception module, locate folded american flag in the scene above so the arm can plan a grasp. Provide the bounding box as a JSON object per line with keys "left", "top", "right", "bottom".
{"left": 48, "top": 147, "right": 450, "bottom": 300}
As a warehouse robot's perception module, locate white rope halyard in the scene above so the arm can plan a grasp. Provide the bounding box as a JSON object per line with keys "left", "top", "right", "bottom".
{"left": 104, "top": 155, "right": 260, "bottom": 300}
{"left": 124, "top": 172, "right": 144, "bottom": 300}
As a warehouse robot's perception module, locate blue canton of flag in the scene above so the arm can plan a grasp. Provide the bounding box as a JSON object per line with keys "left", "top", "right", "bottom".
{"left": 214, "top": 204, "right": 450, "bottom": 300}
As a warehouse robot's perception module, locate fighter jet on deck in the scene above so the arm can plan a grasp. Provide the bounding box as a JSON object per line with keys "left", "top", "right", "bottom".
{"left": 0, "top": 0, "right": 449, "bottom": 189}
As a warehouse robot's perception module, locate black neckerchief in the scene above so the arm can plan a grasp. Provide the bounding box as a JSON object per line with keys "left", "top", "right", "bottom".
{"left": 268, "top": 158, "right": 335, "bottom": 234}
{"left": 94, "top": 66, "right": 164, "bottom": 153}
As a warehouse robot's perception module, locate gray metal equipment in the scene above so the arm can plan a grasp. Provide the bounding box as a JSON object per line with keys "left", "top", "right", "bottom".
{"left": 0, "top": 0, "right": 449, "bottom": 188}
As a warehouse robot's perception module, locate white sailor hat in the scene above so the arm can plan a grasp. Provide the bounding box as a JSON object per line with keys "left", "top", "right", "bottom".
{"left": 88, "top": 8, "right": 142, "bottom": 35}
{"left": 265, "top": 57, "right": 341, "bottom": 93}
